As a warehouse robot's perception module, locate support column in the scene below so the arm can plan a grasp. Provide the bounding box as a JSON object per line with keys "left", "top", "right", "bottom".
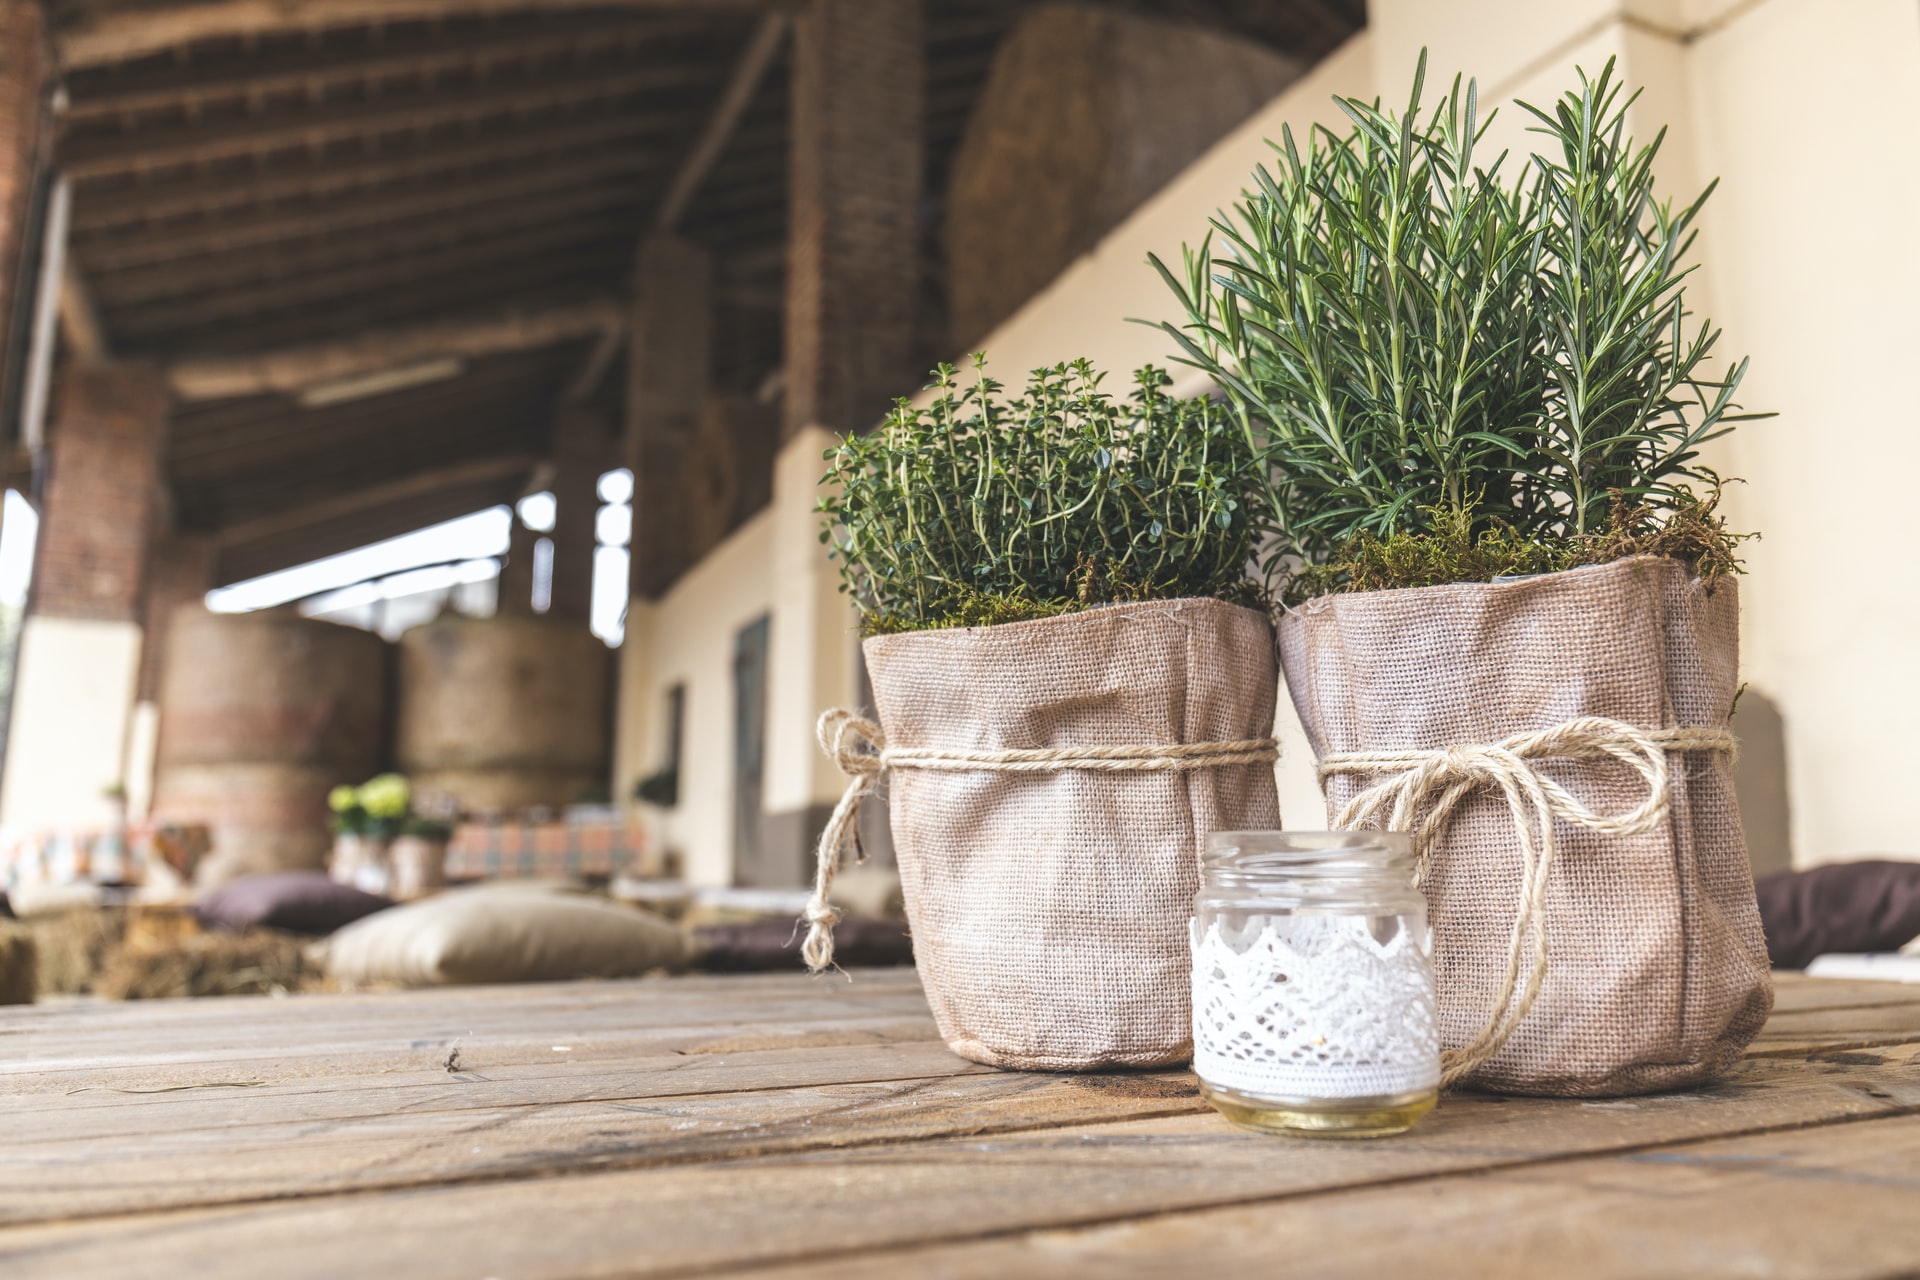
{"left": 549, "top": 406, "right": 611, "bottom": 627}
{"left": 626, "top": 234, "right": 712, "bottom": 601}
{"left": 0, "top": 1, "right": 47, "bottom": 415}
{"left": 128, "top": 529, "right": 212, "bottom": 820}
{"left": 760, "top": 0, "right": 924, "bottom": 885}
{"left": 0, "top": 363, "right": 167, "bottom": 830}
{"left": 496, "top": 512, "right": 539, "bottom": 617}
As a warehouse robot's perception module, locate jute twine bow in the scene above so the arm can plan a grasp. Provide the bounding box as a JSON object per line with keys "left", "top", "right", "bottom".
{"left": 802, "top": 707, "right": 1279, "bottom": 971}
{"left": 1319, "top": 715, "right": 1736, "bottom": 1087}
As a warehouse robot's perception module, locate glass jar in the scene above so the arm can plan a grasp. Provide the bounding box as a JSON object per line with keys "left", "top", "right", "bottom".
{"left": 1191, "top": 831, "right": 1440, "bottom": 1137}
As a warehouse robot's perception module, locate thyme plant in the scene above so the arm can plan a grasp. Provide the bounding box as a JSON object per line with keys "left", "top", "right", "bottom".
{"left": 820, "top": 357, "right": 1270, "bottom": 634}
{"left": 1153, "top": 55, "right": 1766, "bottom": 595}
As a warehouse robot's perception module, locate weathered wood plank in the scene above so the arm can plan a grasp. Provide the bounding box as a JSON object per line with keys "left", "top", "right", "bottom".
{"left": 0, "top": 1066, "right": 1200, "bottom": 1226}
{"left": 752, "top": 1112, "right": 1920, "bottom": 1280}
{"left": 1, "top": 1047, "right": 1914, "bottom": 1278}
{"left": 0, "top": 1018, "right": 950, "bottom": 1129}
{"left": 1768, "top": 972, "right": 1920, "bottom": 1013}
{"left": 0, "top": 971, "right": 935, "bottom": 1090}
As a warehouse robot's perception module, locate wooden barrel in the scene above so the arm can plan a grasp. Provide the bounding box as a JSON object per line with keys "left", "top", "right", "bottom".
{"left": 151, "top": 606, "right": 389, "bottom": 881}
{"left": 396, "top": 613, "right": 609, "bottom": 816}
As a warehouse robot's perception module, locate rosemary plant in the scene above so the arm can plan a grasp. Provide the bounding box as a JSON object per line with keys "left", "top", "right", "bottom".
{"left": 819, "top": 357, "right": 1271, "bottom": 634}
{"left": 1152, "top": 54, "right": 1766, "bottom": 597}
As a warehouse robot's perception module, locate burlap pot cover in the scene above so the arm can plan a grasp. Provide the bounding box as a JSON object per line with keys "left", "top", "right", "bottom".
{"left": 863, "top": 597, "right": 1281, "bottom": 1071}
{"left": 1277, "top": 556, "right": 1773, "bottom": 1096}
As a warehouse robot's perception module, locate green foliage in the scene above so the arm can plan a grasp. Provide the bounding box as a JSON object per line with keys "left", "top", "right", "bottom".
{"left": 819, "top": 357, "right": 1272, "bottom": 634}
{"left": 1286, "top": 484, "right": 1750, "bottom": 602}
{"left": 328, "top": 773, "right": 414, "bottom": 837}
{"left": 1151, "top": 53, "right": 1766, "bottom": 589}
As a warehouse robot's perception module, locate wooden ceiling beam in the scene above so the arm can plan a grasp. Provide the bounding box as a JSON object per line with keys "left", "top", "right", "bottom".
{"left": 211, "top": 453, "right": 540, "bottom": 548}
{"left": 64, "top": 14, "right": 710, "bottom": 121}
{"left": 108, "top": 221, "right": 632, "bottom": 333}
{"left": 60, "top": 64, "right": 720, "bottom": 180}
{"left": 124, "top": 254, "right": 620, "bottom": 354}
{"left": 57, "top": 0, "right": 789, "bottom": 71}
{"left": 68, "top": 112, "right": 710, "bottom": 233}
{"left": 77, "top": 155, "right": 664, "bottom": 273}
{"left": 58, "top": 261, "right": 113, "bottom": 364}
{"left": 92, "top": 186, "right": 646, "bottom": 303}
{"left": 651, "top": 12, "right": 787, "bottom": 235}
{"left": 170, "top": 350, "right": 564, "bottom": 470}
{"left": 166, "top": 298, "right": 620, "bottom": 401}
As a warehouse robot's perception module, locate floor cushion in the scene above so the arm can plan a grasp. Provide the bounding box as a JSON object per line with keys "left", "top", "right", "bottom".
{"left": 693, "top": 913, "right": 912, "bottom": 972}
{"left": 1754, "top": 860, "right": 1920, "bottom": 969}
{"left": 324, "top": 882, "right": 691, "bottom": 987}
{"left": 196, "top": 872, "right": 394, "bottom": 937}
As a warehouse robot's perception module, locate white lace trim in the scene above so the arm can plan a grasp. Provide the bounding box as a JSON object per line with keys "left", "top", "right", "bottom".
{"left": 1191, "top": 914, "right": 1441, "bottom": 1100}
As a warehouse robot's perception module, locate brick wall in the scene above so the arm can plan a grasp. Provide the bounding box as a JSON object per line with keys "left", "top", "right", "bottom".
{"left": 136, "top": 530, "right": 213, "bottom": 701}
{"left": 0, "top": 1, "right": 46, "bottom": 385}
{"left": 32, "top": 363, "right": 169, "bottom": 623}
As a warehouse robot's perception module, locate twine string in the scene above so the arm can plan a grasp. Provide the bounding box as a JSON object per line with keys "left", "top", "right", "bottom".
{"left": 1320, "top": 716, "right": 1736, "bottom": 1086}
{"left": 801, "top": 707, "right": 1279, "bottom": 971}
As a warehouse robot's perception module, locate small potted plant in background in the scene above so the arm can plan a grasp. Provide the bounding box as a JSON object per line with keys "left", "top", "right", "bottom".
{"left": 807, "top": 357, "right": 1280, "bottom": 1071}
{"left": 387, "top": 811, "right": 453, "bottom": 902}
{"left": 328, "top": 773, "right": 415, "bottom": 896}
{"left": 1155, "top": 57, "right": 1773, "bottom": 1095}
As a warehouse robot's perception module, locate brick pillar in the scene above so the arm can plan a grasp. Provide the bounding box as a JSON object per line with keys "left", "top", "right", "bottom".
{"left": 626, "top": 234, "right": 712, "bottom": 601}
{"left": 550, "top": 406, "right": 611, "bottom": 627}
{"left": 783, "top": 0, "right": 924, "bottom": 443}
{"left": 0, "top": 363, "right": 169, "bottom": 829}
{"left": 128, "top": 530, "right": 212, "bottom": 819}
{"left": 0, "top": 1, "right": 47, "bottom": 403}
{"left": 496, "top": 513, "right": 539, "bottom": 617}
{"left": 755, "top": 0, "right": 923, "bottom": 885}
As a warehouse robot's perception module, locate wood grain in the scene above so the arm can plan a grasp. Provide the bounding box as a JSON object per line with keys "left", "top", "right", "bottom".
{"left": 1, "top": 970, "right": 1913, "bottom": 1278}
{"left": 751, "top": 1112, "right": 1920, "bottom": 1280}
{"left": 2, "top": 1046, "right": 1915, "bottom": 1277}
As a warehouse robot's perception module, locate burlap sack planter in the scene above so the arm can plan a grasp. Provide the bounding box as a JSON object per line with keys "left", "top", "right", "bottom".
{"left": 1277, "top": 556, "right": 1773, "bottom": 1096}
{"left": 820, "top": 597, "right": 1281, "bottom": 1072}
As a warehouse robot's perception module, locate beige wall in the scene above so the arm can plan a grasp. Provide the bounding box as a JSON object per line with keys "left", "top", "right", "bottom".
{"left": 619, "top": 507, "right": 776, "bottom": 887}
{"left": 0, "top": 616, "right": 141, "bottom": 831}
{"left": 1683, "top": 0, "right": 1920, "bottom": 863}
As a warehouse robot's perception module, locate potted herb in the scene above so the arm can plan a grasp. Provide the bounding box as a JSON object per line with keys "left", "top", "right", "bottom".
{"left": 327, "top": 774, "right": 422, "bottom": 897}
{"left": 1155, "top": 58, "right": 1773, "bottom": 1095}
{"left": 806, "top": 358, "right": 1280, "bottom": 1071}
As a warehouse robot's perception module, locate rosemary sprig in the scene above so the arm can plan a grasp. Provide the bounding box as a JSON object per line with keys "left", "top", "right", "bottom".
{"left": 1151, "top": 53, "right": 1768, "bottom": 591}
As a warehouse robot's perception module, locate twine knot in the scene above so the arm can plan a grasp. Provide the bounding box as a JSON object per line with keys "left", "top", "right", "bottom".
{"left": 800, "top": 708, "right": 1279, "bottom": 972}
{"left": 1320, "top": 715, "right": 1736, "bottom": 1086}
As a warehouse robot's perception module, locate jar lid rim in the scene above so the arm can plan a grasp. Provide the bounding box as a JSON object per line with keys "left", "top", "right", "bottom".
{"left": 1203, "top": 830, "right": 1414, "bottom": 869}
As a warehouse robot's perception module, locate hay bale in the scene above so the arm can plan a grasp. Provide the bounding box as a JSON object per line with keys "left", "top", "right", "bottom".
{"left": 94, "top": 930, "right": 314, "bottom": 1000}
{"left": 0, "top": 922, "right": 35, "bottom": 1004}
{"left": 20, "top": 906, "right": 126, "bottom": 994}
{"left": 944, "top": 4, "right": 1302, "bottom": 348}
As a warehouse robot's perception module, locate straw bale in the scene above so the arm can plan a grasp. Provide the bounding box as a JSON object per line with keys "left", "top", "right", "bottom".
{"left": 945, "top": 4, "right": 1301, "bottom": 348}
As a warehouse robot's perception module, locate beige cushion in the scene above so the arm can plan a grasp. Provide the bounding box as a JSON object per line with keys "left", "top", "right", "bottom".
{"left": 324, "top": 882, "right": 690, "bottom": 987}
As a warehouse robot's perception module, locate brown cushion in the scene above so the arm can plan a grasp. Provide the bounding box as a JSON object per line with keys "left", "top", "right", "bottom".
{"left": 1754, "top": 860, "right": 1920, "bottom": 969}
{"left": 195, "top": 872, "right": 394, "bottom": 937}
{"left": 324, "top": 882, "right": 691, "bottom": 987}
{"left": 693, "top": 914, "right": 913, "bottom": 972}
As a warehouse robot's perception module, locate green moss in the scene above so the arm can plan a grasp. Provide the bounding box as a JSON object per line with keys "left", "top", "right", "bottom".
{"left": 1284, "top": 486, "right": 1750, "bottom": 605}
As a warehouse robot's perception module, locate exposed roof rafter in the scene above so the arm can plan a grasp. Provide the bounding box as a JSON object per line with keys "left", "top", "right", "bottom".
{"left": 57, "top": 0, "right": 791, "bottom": 71}
{"left": 167, "top": 299, "right": 621, "bottom": 401}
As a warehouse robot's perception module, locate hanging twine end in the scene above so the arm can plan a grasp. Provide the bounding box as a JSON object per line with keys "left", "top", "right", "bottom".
{"left": 800, "top": 897, "right": 842, "bottom": 972}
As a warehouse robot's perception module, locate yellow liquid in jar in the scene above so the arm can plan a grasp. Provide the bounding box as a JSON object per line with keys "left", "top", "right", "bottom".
{"left": 1200, "top": 1081, "right": 1438, "bottom": 1138}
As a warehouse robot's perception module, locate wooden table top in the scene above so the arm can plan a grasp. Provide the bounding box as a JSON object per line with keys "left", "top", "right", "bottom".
{"left": 1, "top": 967, "right": 1916, "bottom": 1278}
